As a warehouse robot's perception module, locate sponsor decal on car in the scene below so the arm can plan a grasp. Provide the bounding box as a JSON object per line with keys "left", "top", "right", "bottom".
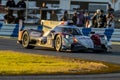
{"left": 30, "top": 31, "right": 41, "bottom": 37}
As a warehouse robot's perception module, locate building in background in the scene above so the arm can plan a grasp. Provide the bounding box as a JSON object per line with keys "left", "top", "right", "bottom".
{"left": 1, "top": 0, "right": 120, "bottom": 11}
{"left": 35, "top": 0, "right": 119, "bottom": 11}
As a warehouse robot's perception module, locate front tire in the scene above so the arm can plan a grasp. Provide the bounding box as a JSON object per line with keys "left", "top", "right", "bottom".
{"left": 22, "top": 31, "right": 34, "bottom": 49}
{"left": 55, "top": 35, "right": 62, "bottom": 51}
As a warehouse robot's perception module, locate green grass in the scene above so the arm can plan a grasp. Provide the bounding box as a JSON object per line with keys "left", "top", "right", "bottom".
{"left": 0, "top": 50, "right": 120, "bottom": 75}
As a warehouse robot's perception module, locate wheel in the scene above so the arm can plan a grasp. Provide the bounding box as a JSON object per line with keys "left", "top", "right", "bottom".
{"left": 55, "top": 35, "right": 62, "bottom": 51}
{"left": 22, "top": 31, "right": 35, "bottom": 49}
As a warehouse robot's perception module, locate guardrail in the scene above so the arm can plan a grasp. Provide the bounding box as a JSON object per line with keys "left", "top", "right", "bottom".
{"left": 0, "top": 22, "right": 120, "bottom": 42}
{"left": 0, "top": 23, "right": 42, "bottom": 37}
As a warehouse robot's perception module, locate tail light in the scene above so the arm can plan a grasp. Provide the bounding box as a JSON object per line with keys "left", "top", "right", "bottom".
{"left": 91, "top": 34, "right": 101, "bottom": 45}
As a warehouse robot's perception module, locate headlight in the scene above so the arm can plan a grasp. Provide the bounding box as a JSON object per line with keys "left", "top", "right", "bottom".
{"left": 65, "top": 35, "right": 69, "bottom": 39}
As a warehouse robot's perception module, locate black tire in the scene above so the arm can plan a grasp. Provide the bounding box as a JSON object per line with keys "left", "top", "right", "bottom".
{"left": 22, "top": 31, "right": 35, "bottom": 49}
{"left": 55, "top": 35, "right": 62, "bottom": 51}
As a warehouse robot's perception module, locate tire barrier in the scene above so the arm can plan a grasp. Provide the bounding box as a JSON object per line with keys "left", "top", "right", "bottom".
{"left": 0, "top": 22, "right": 119, "bottom": 42}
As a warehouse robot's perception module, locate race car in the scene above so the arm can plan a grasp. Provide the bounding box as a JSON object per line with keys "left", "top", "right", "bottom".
{"left": 18, "top": 21, "right": 111, "bottom": 52}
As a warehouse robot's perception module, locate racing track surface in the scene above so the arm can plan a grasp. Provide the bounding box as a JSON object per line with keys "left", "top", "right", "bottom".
{"left": 0, "top": 38, "right": 120, "bottom": 80}
{"left": 0, "top": 38, "right": 120, "bottom": 64}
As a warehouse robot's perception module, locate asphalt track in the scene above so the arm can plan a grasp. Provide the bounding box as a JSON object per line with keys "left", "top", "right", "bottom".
{"left": 0, "top": 37, "right": 120, "bottom": 80}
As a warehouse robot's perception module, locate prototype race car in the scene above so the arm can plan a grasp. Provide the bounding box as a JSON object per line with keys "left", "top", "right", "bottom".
{"left": 18, "top": 21, "right": 111, "bottom": 52}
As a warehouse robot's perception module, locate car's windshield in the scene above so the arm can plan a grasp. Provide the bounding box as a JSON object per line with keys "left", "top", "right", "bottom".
{"left": 62, "top": 28, "right": 82, "bottom": 35}
{"left": 54, "top": 26, "right": 82, "bottom": 35}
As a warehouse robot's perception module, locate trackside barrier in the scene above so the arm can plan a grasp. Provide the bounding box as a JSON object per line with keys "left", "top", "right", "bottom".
{"left": 0, "top": 21, "right": 119, "bottom": 42}
{"left": 0, "top": 23, "right": 42, "bottom": 37}
{"left": 81, "top": 28, "right": 114, "bottom": 41}
{"left": 82, "top": 28, "right": 91, "bottom": 36}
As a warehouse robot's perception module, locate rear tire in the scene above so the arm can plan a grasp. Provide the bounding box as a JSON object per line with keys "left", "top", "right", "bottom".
{"left": 55, "top": 35, "right": 62, "bottom": 51}
{"left": 22, "top": 31, "right": 35, "bottom": 49}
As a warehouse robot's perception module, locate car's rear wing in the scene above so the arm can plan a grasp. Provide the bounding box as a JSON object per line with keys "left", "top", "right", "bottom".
{"left": 41, "top": 20, "right": 74, "bottom": 32}
{"left": 41, "top": 20, "right": 61, "bottom": 32}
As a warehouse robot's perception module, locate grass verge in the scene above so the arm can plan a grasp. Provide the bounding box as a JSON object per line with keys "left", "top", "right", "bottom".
{"left": 0, "top": 50, "right": 120, "bottom": 75}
